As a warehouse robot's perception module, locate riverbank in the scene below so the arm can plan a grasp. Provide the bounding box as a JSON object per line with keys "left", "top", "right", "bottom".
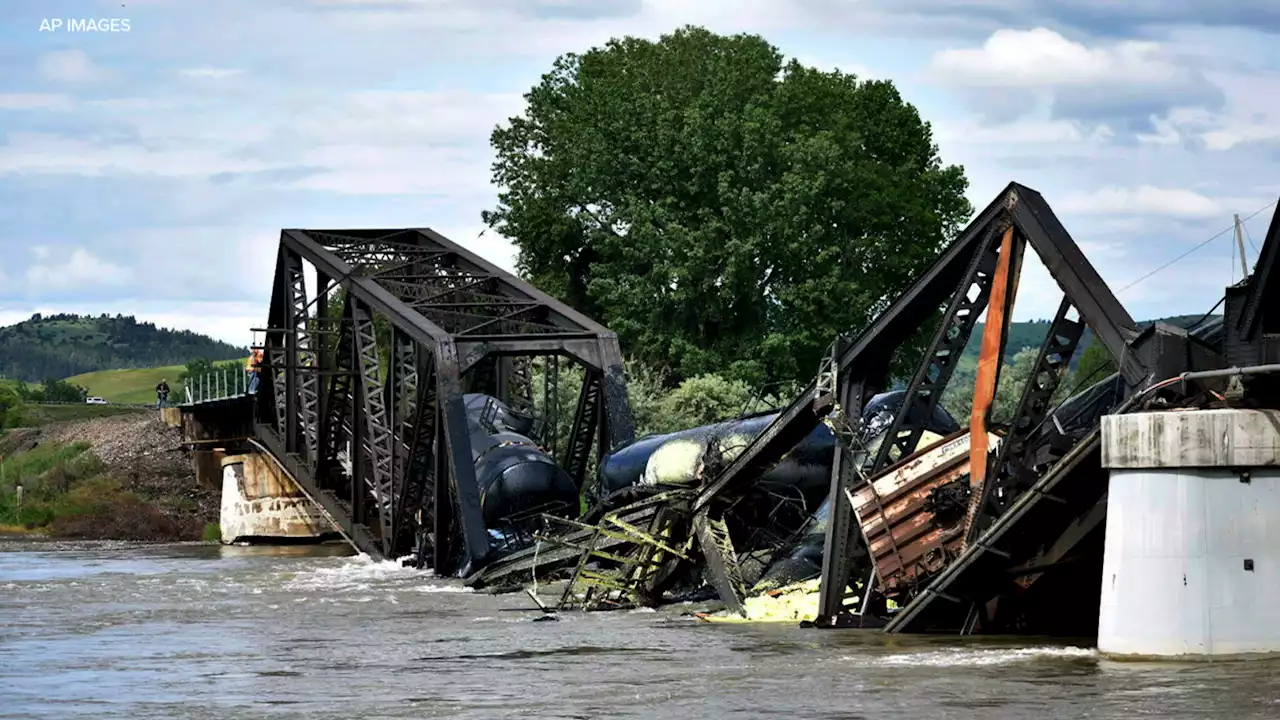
{"left": 0, "top": 412, "right": 218, "bottom": 541}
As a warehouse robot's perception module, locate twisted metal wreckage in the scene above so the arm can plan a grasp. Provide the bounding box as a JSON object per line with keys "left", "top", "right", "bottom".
{"left": 251, "top": 181, "right": 1279, "bottom": 635}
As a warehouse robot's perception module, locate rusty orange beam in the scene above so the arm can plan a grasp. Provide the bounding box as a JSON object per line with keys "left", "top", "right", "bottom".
{"left": 968, "top": 226, "right": 1018, "bottom": 495}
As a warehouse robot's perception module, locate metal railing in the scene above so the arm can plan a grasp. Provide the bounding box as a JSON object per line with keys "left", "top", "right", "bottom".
{"left": 184, "top": 367, "right": 257, "bottom": 405}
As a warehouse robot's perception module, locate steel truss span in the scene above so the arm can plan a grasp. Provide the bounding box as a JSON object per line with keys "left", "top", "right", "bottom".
{"left": 686, "top": 182, "right": 1210, "bottom": 633}
{"left": 257, "top": 228, "right": 636, "bottom": 576}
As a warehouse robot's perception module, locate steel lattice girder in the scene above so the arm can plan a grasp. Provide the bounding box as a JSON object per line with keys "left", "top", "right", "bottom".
{"left": 816, "top": 184, "right": 1160, "bottom": 631}
{"left": 696, "top": 183, "right": 1142, "bottom": 517}
{"left": 677, "top": 182, "right": 1151, "bottom": 627}
{"left": 256, "top": 227, "right": 636, "bottom": 575}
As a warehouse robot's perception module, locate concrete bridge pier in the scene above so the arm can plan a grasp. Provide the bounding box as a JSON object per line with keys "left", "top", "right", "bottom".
{"left": 1098, "top": 409, "right": 1280, "bottom": 658}
{"left": 220, "top": 453, "right": 337, "bottom": 544}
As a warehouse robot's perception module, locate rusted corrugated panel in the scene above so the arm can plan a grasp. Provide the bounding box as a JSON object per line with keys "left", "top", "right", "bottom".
{"left": 852, "top": 430, "right": 1001, "bottom": 598}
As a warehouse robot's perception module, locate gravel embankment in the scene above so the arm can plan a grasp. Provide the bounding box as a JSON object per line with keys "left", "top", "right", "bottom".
{"left": 42, "top": 412, "right": 220, "bottom": 527}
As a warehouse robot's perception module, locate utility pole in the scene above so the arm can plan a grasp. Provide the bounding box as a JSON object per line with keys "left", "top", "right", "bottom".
{"left": 1235, "top": 213, "right": 1250, "bottom": 279}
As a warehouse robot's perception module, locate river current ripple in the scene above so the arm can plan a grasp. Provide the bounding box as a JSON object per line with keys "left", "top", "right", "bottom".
{"left": 1, "top": 541, "right": 1278, "bottom": 719}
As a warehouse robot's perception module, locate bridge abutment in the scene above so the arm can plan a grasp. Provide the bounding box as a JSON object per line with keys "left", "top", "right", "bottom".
{"left": 220, "top": 453, "right": 336, "bottom": 544}
{"left": 1099, "top": 409, "right": 1280, "bottom": 658}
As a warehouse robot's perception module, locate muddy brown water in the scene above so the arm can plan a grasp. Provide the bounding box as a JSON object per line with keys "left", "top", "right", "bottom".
{"left": 2, "top": 540, "right": 1278, "bottom": 719}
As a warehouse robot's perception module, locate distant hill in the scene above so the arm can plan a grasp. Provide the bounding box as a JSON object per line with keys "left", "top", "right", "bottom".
{"left": 0, "top": 313, "right": 246, "bottom": 383}
{"left": 957, "top": 314, "right": 1217, "bottom": 372}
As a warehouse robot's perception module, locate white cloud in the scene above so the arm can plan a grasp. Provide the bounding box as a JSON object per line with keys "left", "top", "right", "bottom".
{"left": 25, "top": 248, "right": 134, "bottom": 291}
{"left": 935, "top": 118, "right": 1111, "bottom": 146}
{"left": 296, "top": 90, "right": 524, "bottom": 146}
{"left": 178, "top": 68, "right": 245, "bottom": 79}
{"left": 37, "top": 50, "right": 108, "bottom": 85}
{"left": 1133, "top": 75, "right": 1280, "bottom": 151}
{"left": 319, "top": 0, "right": 810, "bottom": 56}
{"left": 0, "top": 93, "right": 74, "bottom": 111}
{"left": 1060, "top": 186, "right": 1225, "bottom": 218}
{"left": 0, "top": 133, "right": 274, "bottom": 178}
{"left": 929, "top": 28, "right": 1182, "bottom": 88}
{"left": 0, "top": 89, "right": 514, "bottom": 198}
{"left": 1203, "top": 125, "right": 1280, "bottom": 151}
{"left": 926, "top": 27, "right": 1222, "bottom": 126}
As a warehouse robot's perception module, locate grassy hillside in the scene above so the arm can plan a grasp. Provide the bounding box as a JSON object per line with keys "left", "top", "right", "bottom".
{"left": 65, "top": 365, "right": 188, "bottom": 404}
{"left": 0, "top": 313, "right": 245, "bottom": 383}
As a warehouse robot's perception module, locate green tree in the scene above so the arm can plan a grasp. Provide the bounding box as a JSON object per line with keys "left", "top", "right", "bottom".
{"left": 485, "top": 26, "right": 971, "bottom": 389}
{"left": 0, "top": 386, "right": 21, "bottom": 428}
{"left": 1069, "top": 341, "right": 1118, "bottom": 392}
{"left": 992, "top": 348, "right": 1040, "bottom": 423}
{"left": 40, "top": 378, "right": 87, "bottom": 403}
{"left": 180, "top": 357, "right": 219, "bottom": 382}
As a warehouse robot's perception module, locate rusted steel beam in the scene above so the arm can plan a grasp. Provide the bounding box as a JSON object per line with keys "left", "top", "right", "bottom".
{"left": 965, "top": 226, "right": 1018, "bottom": 515}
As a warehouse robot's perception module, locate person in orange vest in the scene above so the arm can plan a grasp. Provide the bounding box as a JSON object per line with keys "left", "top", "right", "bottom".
{"left": 246, "top": 348, "right": 264, "bottom": 394}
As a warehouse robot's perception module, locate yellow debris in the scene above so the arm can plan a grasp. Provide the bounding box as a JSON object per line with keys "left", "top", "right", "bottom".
{"left": 696, "top": 578, "right": 824, "bottom": 623}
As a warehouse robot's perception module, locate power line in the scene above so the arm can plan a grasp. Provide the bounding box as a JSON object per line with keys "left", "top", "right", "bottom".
{"left": 1116, "top": 199, "right": 1278, "bottom": 295}
{"left": 1244, "top": 221, "right": 1261, "bottom": 256}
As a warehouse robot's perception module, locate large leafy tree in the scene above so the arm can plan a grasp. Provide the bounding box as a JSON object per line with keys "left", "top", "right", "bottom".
{"left": 485, "top": 26, "right": 972, "bottom": 387}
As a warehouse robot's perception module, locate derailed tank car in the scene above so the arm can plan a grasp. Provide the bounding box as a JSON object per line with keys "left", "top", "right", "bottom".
{"left": 587, "top": 390, "right": 961, "bottom": 594}
{"left": 461, "top": 393, "right": 581, "bottom": 556}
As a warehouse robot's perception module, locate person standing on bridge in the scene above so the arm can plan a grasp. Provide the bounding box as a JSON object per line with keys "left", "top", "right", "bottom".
{"left": 246, "top": 348, "right": 264, "bottom": 394}
{"left": 155, "top": 379, "right": 170, "bottom": 409}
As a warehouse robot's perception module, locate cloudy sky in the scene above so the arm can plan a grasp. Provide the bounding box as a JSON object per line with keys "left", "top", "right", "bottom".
{"left": 1, "top": 0, "right": 1277, "bottom": 346}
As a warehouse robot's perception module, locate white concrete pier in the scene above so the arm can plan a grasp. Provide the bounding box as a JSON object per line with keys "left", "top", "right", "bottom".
{"left": 220, "top": 453, "right": 334, "bottom": 543}
{"left": 1098, "top": 409, "right": 1280, "bottom": 658}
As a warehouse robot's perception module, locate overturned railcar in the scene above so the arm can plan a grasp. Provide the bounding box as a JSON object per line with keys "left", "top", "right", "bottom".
{"left": 460, "top": 393, "right": 582, "bottom": 556}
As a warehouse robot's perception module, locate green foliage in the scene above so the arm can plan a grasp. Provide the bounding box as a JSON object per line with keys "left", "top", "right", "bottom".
{"left": 1070, "top": 341, "right": 1118, "bottom": 390}
{"left": 940, "top": 346, "right": 1079, "bottom": 428}
{"left": 648, "top": 374, "right": 754, "bottom": 435}
{"left": 202, "top": 522, "right": 222, "bottom": 542}
{"left": 0, "top": 386, "right": 20, "bottom": 424}
{"left": 180, "top": 357, "right": 242, "bottom": 382}
{"left": 486, "top": 26, "right": 972, "bottom": 389}
{"left": 0, "top": 312, "right": 246, "bottom": 383}
{"left": 992, "top": 347, "right": 1040, "bottom": 423}
{"left": 940, "top": 372, "right": 974, "bottom": 424}
{"left": 528, "top": 359, "right": 586, "bottom": 459}
{"left": 0, "top": 441, "right": 92, "bottom": 526}
{"left": 957, "top": 314, "right": 1218, "bottom": 374}
{"left": 529, "top": 358, "right": 759, "bottom": 457}
{"left": 0, "top": 441, "right": 190, "bottom": 539}
{"left": 0, "top": 441, "right": 91, "bottom": 483}
{"left": 178, "top": 358, "right": 247, "bottom": 399}
{"left": 24, "top": 377, "right": 89, "bottom": 403}
{"left": 620, "top": 361, "right": 669, "bottom": 438}
{"left": 620, "top": 362, "right": 757, "bottom": 436}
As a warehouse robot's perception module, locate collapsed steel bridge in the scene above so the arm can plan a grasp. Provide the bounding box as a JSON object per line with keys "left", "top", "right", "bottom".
{"left": 469, "top": 181, "right": 1277, "bottom": 635}
{"left": 238, "top": 182, "right": 1278, "bottom": 634}
{"left": 253, "top": 228, "right": 636, "bottom": 575}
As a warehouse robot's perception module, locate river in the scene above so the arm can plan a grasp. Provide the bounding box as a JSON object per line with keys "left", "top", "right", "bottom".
{"left": 2, "top": 540, "right": 1278, "bottom": 719}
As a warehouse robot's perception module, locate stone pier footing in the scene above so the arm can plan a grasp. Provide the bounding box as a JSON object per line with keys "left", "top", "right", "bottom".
{"left": 220, "top": 453, "right": 335, "bottom": 543}
{"left": 1099, "top": 409, "right": 1280, "bottom": 658}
